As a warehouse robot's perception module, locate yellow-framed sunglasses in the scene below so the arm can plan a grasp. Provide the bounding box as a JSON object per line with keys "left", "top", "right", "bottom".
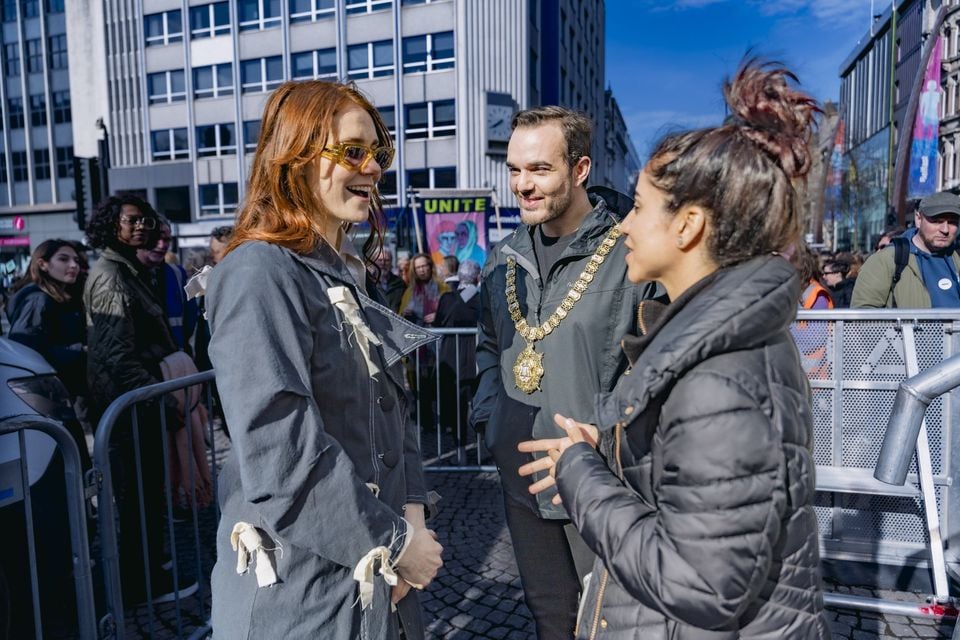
{"left": 320, "top": 143, "right": 395, "bottom": 172}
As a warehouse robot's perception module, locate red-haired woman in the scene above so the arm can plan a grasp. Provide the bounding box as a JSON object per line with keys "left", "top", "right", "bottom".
{"left": 206, "top": 81, "right": 442, "bottom": 639}
{"left": 521, "top": 60, "right": 829, "bottom": 638}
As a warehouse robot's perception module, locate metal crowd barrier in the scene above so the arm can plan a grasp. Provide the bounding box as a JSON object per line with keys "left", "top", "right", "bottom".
{"left": 409, "top": 327, "right": 494, "bottom": 472}
{"left": 92, "top": 370, "right": 218, "bottom": 640}
{"left": 13, "top": 309, "right": 960, "bottom": 637}
{"left": 0, "top": 415, "right": 97, "bottom": 639}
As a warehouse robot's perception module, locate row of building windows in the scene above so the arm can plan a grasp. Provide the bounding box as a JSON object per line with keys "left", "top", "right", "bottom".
{"left": 145, "top": 0, "right": 447, "bottom": 44}
{"left": 0, "top": 0, "right": 63, "bottom": 22}
{"left": 3, "top": 35, "right": 68, "bottom": 75}
{"left": 2, "top": 91, "right": 70, "bottom": 129}
{"left": 146, "top": 37, "right": 452, "bottom": 106}
{"left": 149, "top": 99, "right": 454, "bottom": 160}
{"left": 115, "top": 165, "right": 456, "bottom": 219}
{"left": 0, "top": 145, "right": 73, "bottom": 183}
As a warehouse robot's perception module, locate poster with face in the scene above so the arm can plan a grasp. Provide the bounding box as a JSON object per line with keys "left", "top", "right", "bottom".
{"left": 424, "top": 209, "right": 487, "bottom": 275}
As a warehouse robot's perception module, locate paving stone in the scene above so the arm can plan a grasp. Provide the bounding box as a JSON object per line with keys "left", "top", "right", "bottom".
{"left": 887, "top": 622, "right": 918, "bottom": 637}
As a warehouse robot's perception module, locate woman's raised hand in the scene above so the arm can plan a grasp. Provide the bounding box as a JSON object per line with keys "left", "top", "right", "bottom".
{"left": 517, "top": 414, "right": 598, "bottom": 505}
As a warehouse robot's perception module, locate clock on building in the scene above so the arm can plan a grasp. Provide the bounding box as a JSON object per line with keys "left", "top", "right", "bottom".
{"left": 486, "top": 92, "right": 515, "bottom": 149}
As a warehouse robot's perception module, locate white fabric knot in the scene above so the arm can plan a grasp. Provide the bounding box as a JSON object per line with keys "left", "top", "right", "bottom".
{"left": 352, "top": 546, "right": 399, "bottom": 610}
{"left": 327, "top": 285, "right": 382, "bottom": 378}
{"left": 184, "top": 265, "right": 214, "bottom": 301}
{"left": 231, "top": 522, "right": 279, "bottom": 587}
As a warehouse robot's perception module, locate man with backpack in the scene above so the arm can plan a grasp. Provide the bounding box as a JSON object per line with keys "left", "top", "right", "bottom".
{"left": 852, "top": 191, "right": 960, "bottom": 308}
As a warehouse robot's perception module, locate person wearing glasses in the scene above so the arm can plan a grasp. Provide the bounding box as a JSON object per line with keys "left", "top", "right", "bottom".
{"left": 83, "top": 194, "right": 198, "bottom": 605}
{"left": 206, "top": 81, "right": 442, "bottom": 640}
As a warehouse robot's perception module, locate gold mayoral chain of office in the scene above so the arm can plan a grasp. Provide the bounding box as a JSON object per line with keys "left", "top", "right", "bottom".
{"left": 505, "top": 224, "right": 622, "bottom": 394}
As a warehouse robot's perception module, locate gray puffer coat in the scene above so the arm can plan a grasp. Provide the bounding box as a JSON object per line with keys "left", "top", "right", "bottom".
{"left": 556, "top": 256, "right": 829, "bottom": 639}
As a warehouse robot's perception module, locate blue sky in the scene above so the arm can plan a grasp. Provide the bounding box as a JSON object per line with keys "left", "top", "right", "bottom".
{"left": 605, "top": 0, "right": 877, "bottom": 161}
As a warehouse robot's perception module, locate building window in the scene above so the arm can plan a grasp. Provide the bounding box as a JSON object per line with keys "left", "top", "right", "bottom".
{"left": 347, "top": 40, "right": 393, "bottom": 80}
{"left": 291, "top": 48, "right": 336, "bottom": 80}
{"left": 156, "top": 186, "right": 191, "bottom": 222}
{"left": 144, "top": 9, "right": 183, "bottom": 47}
{"left": 193, "top": 63, "right": 233, "bottom": 99}
{"left": 52, "top": 90, "right": 69, "bottom": 123}
{"left": 402, "top": 0, "right": 446, "bottom": 4}
{"left": 4, "top": 43, "right": 19, "bottom": 76}
{"left": 243, "top": 120, "right": 261, "bottom": 153}
{"left": 20, "top": 0, "right": 38, "bottom": 18}
{"left": 402, "top": 31, "right": 454, "bottom": 73}
{"left": 33, "top": 147, "right": 50, "bottom": 179}
{"left": 190, "top": 2, "right": 230, "bottom": 39}
{"left": 45, "top": 0, "right": 63, "bottom": 12}
{"left": 0, "top": 160, "right": 6, "bottom": 183}
{"left": 148, "top": 70, "right": 186, "bottom": 104}
{"left": 199, "top": 182, "right": 239, "bottom": 216}
{"left": 239, "top": 0, "right": 281, "bottom": 31}
{"left": 289, "top": 0, "right": 335, "bottom": 23}
{"left": 55, "top": 145, "right": 72, "bottom": 178}
{"left": 379, "top": 170, "right": 397, "bottom": 204}
{"left": 240, "top": 56, "right": 283, "bottom": 93}
{"left": 378, "top": 105, "right": 395, "bottom": 136}
{"left": 196, "top": 123, "right": 237, "bottom": 157}
{"left": 48, "top": 34, "right": 66, "bottom": 69}
{"left": 1, "top": 1, "right": 15, "bottom": 21}
{"left": 404, "top": 99, "right": 455, "bottom": 139}
{"left": 151, "top": 128, "right": 190, "bottom": 161}
{"left": 7, "top": 97, "right": 23, "bottom": 129}
{"left": 25, "top": 38, "right": 42, "bottom": 73}
{"left": 345, "top": 0, "right": 391, "bottom": 14}
{"left": 29, "top": 93, "right": 45, "bottom": 126}
{"left": 11, "top": 151, "right": 27, "bottom": 181}
{"left": 407, "top": 166, "right": 455, "bottom": 189}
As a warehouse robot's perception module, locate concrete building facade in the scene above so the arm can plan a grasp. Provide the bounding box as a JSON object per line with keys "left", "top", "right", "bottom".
{"left": 58, "top": 0, "right": 636, "bottom": 247}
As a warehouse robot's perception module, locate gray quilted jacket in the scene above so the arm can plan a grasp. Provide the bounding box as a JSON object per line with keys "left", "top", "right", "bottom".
{"left": 557, "top": 256, "right": 829, "bottom": 639}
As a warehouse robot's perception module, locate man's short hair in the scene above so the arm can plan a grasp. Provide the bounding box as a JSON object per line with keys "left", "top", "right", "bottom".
{"left": 511, "top": 106, "right": 592, "bottom": 166}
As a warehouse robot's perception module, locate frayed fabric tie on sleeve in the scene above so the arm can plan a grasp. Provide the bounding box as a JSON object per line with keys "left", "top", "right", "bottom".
{"left": 352, "top": 517, "right": 412, "bottom": 610}
{"left": 231, "top": 522, "right": 279, "bottom": 587}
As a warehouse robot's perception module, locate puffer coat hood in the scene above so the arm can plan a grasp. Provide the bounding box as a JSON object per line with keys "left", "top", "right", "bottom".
{"left": 557, "top": 255, "right": 829, "bottom": 639}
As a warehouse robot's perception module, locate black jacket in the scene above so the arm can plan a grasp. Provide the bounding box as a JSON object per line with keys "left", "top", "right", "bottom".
{"left": 83, "top": 247, "right": 178, "bottom": 417}
{"left": 557, "top": 256, "right": 828, "bottom": 639}
{"left": 7, "top": 283, "right": 86, "bottom": 396}
{"left": 472, "top": 193, "right": 659, "bottom": 519}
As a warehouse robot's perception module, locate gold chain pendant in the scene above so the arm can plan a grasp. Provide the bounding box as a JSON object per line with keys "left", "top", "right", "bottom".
{"left": 505, "top": 224, "right": 621, "bottom": 394}
{"left": 513, "top": 343, "right": 545, "bottom": 394}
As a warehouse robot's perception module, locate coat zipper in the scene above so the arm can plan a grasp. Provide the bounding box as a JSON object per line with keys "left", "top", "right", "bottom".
{"left": 587, "top": 420, "right": 626, "bottom": 639}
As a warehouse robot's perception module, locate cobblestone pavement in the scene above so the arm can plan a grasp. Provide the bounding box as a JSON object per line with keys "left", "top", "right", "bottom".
{"left": 113, "top": 452, "right": 959, "bottom": 639}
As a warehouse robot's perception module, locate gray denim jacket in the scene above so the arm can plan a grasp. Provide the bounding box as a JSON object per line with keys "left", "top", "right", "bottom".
{"left": 207, "top": 240, "right": 433, "bottom": 639}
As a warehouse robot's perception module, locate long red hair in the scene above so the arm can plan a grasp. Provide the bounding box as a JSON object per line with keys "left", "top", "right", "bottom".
{"left": 227, "top": 81, "right": 391, "bottom": 261}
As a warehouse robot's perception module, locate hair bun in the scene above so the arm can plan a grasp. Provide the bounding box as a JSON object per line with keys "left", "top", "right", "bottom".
{"left": 723, "top": 59, "right": 820, "bottom": 180}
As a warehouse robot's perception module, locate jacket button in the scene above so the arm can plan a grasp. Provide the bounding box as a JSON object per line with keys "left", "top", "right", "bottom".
{"left": 378, "top": 395, "right": 395, "bottom": 411}
{"left": 382, "top": 450, "right": 400, "bottom": 468}
{"left": 624, "top": 406, "right": 634, "bottom": 415}
{"left": 600, "top": 619, "right": 608, "bottom": 629}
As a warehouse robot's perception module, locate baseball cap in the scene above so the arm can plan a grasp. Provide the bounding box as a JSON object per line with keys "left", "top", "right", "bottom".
{"left": 918, "top": 192, "right": 960, "bottom": 218}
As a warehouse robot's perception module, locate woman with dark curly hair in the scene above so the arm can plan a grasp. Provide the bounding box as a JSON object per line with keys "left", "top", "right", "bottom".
{"left": 83, "top": 194, "right": 195, "bottom": 604}
{"left": 521, "top": 59, "right": 829, "bottom": 638}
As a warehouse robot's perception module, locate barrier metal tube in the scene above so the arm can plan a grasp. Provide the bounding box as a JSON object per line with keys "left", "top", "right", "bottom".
{"left": 0, "top": 415, "right": 99, "bottom": 640}
{"left": 874, "top": 352, "right": 960, "bottom": 485}
{"left": 93, "top": 370, "right": 215, "bottom": 639}
{"left": 825, "top": 592, "right": 958, "bottom": 619}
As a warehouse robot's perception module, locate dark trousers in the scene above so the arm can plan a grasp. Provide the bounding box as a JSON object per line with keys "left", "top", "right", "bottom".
{"left": 502, "top": 494, "right": 594, "bottom": 639}
{"left": 109, "top": 407, "right": 167, "bottom": 596}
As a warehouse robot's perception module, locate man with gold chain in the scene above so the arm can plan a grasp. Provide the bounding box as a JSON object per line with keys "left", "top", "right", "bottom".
{"left": 471, "top": 106, "right": 660, "bottom": 638}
